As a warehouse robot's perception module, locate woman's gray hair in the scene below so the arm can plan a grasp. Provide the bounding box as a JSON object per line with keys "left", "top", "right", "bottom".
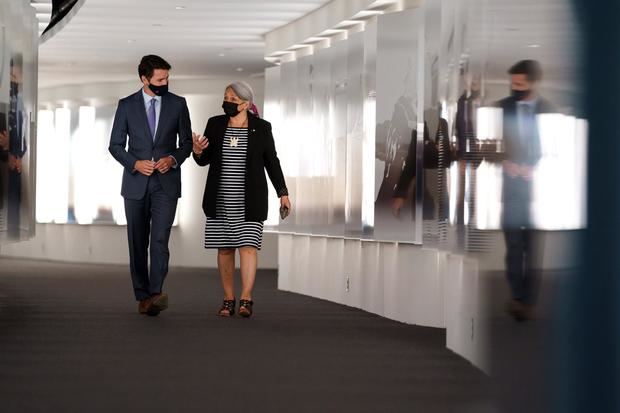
{"left": 227, "top": 81, "right": 254, "bottom": 106}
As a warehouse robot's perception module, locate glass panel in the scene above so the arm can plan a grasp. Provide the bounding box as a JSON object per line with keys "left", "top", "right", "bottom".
{"left": 0, "top": 0, "right": 38, "bottom": 242}
{"left": 374, "top": 8, "right": 423, "bottom": 243}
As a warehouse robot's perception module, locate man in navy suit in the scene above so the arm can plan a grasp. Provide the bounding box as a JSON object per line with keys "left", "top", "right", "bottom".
{"left": 109, "top": 55, "right": 192, "bottom": 316}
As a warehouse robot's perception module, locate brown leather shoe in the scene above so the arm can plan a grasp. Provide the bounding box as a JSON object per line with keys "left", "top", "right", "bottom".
{"left": 506, "top": 299, "right": 535, "bottom": 322}
{"left": 138, "top": 298, "right": 153, "bottom": 315}
{"left": 150, "top": 293, "right": 169, "bottom": 314}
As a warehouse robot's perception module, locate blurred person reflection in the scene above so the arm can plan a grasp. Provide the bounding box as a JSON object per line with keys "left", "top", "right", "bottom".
{"left": 375, "top": 85, "right": 416, "bottom": 206}
{"left": 453, "top": 73, "right": 482, "bottom": 245}
{"left": 391, "top": 116, "right": 448, "bottom": 221}
{"left": 7, "top": 55, "right": 27, "bottom": 238}
{"left": 192, "top": 81, "right": 291, "bottom": 318}
{"left": 498, "top": 60, "right": 555, "bottom": 321}
{"left": 455, "top": 74, "right": 481, "bottom": 159}
{"left": 0, "top": 108, "right": 8, "bottom": 223}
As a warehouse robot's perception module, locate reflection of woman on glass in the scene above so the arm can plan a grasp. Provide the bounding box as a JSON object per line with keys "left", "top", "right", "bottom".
{"left": 390, "top": 119, "right": 447, "bottom": 220}
{"left": 375, "top": 63, "right": 416, "bottom": 204}
{"left": 192, "top": 81, "right": 291, "bottom": 318}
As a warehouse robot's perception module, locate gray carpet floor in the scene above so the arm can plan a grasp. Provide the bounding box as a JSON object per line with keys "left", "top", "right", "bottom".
{"left": 0, "top": 258, "right": 492, "bottom": 413}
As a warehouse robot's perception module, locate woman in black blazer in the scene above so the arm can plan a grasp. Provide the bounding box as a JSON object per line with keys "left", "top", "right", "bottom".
{"left": 192, "top": 81, "right": 291, "bottom": 318}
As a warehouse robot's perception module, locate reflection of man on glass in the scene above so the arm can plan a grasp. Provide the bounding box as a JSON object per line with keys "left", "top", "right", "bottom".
{"left": 498, "top": 60, "right": 554, "bottom": 321}
{"left": 7, "top": 55, "right": 27, "bottom": 237}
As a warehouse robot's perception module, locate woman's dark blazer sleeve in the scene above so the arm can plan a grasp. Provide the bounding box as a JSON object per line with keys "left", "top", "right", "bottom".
{"left": 193, "top": 117, "right": 214, "bottom": 166}
{"left": 394, "top": 129, "right": 417, "bottom": 198}
{"left": 263, "top": 121, "right": 288, "bottom": 197}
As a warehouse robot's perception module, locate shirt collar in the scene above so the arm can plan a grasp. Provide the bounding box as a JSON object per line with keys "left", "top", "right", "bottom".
{"left": 142, "top": 88, "right": 161, "bottom": 104}
{"left": 517, "top": 96, "right": 538, "bottom": 109}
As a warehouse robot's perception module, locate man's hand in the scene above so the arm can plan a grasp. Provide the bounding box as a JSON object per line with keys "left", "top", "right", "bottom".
{"left": 155, "top": 156, "right": 175, "bottom": 174}
{"left": 8, "top": 155, "right": 22, "bottom": 173}
{"left": 134, "top": 160, "right": 155, "bottom": 176}
{"left": 392, "top": 197, "right": 405, "bottom": 218}
{"left": 520, "top": 165, "right": 535, "bottom": 181}
{"left": 192, "top": 132, "right": 209, "bottom": 155}
{"left": 0, "top": 130, "right": 8, "bottom": 151}
{"left": 503, "top": 160, "right": 521, "bottom": 178}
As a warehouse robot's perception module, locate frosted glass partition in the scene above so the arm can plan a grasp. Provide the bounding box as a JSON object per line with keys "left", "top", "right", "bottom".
{"left": 362, "top": 19, "right": 377, "bottom": 231}
{"left": 330, "top": 40, "right": 348, "bottom": 235}
{"left": 265, "top": 0, "right": 585, "bottom": 246}
{"left": 345, "top": 31, "right": 365, "bottom": 235}
{"left": 374, "top": 8, "right": 424, "bottom": 243}
{"left": 0, "top": 0, "right": 39, "bottom": 242}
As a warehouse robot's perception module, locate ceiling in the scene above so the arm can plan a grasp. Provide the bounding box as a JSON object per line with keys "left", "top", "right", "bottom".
{"left": 38, "top": 0, "right": 331, "bottom": 88}
{"left": 30, "top": 0, "right": 53, "bottom": 37}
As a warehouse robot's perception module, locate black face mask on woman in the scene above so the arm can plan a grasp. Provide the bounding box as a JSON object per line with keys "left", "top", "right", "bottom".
{"left": 222, "top": 101, "right": 241, "bottom": 117}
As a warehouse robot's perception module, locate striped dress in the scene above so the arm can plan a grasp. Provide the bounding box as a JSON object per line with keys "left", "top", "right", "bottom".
{"left": 204, "top": 126, "right": 264, "bottom": 250}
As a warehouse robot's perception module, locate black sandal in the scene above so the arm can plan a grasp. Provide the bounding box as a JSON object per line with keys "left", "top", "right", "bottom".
{"left": 238, "top": 299, "right": 253, "bottom": 318}
{"left": 218, "top": 299, "right": 235, "bottom": 317}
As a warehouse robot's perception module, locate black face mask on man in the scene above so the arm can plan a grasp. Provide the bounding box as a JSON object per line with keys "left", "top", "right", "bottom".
{"left": 511, "top": 89, "right": 530, "bottom": 101}
{"left": 222, "top": 101, "right": 241, "bottom": 117}
{"left": 148, "top": 82, "right": 169, "bottom": 96}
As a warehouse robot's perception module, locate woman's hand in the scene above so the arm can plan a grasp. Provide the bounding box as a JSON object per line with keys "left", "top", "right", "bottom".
{"left": 192, "top": 132, "right": 209, "bottom": 155}
{"left": 392, "top": 197, "right": 405, "bottom": 218}
{"left": 280, "top": 195, "right": 291, "bottom": 212}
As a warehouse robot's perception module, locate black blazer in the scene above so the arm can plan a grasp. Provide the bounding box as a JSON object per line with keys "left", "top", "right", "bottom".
{"left": 193, "top": 114, "right": 288, "bottom": 222}
{"left": 109, "top": 90, "right": 193, "bottom": 200}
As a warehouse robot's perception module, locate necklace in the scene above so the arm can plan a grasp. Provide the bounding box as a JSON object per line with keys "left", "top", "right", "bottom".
{"left": 229, "top": 137, "right": 239, "bottom": 147}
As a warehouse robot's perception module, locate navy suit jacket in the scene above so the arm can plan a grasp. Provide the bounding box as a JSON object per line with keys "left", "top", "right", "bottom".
{"left": 497, "top": 95, "right": 555, "bottom": 229}
{"left": 109, "top": 90, "right": 192, "bottom": 200}
{"left": 497, "top": 95, "right": 555, "bottom": 166}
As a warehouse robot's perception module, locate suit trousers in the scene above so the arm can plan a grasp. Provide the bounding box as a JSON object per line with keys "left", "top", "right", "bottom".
{"left": 503, "top": 228, "right": 544, "bottom": 305}
{"left": 124, "top": 173, "right": 178, "bottom": 301}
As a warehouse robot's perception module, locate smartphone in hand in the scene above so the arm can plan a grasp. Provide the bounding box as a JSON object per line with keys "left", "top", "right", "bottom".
{"left": 279, "top": 206, "right": 289, "bottom": 220}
